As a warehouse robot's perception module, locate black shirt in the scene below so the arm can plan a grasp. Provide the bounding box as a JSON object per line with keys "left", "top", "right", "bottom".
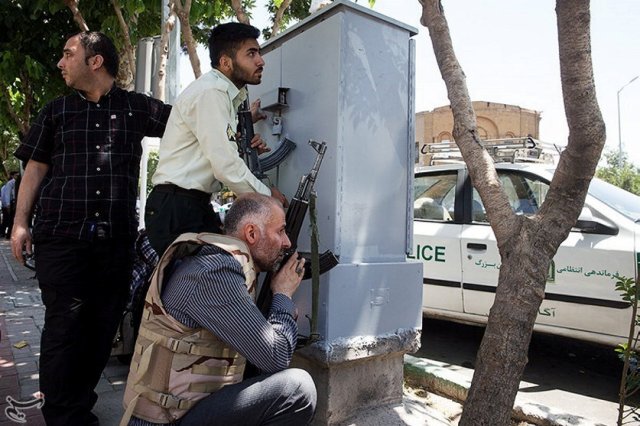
{"left": 15, "top": 86, "right": 172, "bottom": 241}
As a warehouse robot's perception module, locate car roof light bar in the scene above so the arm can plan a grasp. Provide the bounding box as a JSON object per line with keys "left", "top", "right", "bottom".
{"left": 424, "top": 137, "right": 560, "bottom": 165}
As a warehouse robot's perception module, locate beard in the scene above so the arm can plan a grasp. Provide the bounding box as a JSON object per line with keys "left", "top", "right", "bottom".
{"left": 230, "top": 60, "right": 262, "bottom": 86}
{"left": 252, "top": 238, "right": 286, "bottom": 272}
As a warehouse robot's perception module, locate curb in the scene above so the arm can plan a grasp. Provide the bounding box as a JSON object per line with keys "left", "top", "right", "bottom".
{"left": 403, "top": 355, "right": 607, "bottom": 426}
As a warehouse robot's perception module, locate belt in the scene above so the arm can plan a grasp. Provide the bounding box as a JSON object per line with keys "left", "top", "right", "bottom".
{"left": 153, "top": 184, "right": 212, "bottom": 202}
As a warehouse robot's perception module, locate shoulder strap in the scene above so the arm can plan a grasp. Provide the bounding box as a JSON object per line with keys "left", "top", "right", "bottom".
{"left": 195, "top": 233, "right": 256, "bottom": 287}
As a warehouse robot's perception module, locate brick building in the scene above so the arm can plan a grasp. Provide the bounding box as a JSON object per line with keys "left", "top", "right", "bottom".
{"left": 415, "top": 101, "right": 541, "bottom": 165}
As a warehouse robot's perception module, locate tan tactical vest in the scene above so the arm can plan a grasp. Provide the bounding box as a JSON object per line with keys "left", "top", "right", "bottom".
{"left": 120, "top": 233, "right": 257, "bottom": 425}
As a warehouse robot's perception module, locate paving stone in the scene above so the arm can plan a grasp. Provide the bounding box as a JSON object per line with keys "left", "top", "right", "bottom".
{"left": 11, "top": 350, "right": 38, "bottom": 361}
{"left": 14, "top": 360, "right": 38, "bottom": 375}
{"left": 0, "top": 379, "right": 20, "bottom": 393}
{"left": 19, "top": 386, "right": 42, "bottom": 400}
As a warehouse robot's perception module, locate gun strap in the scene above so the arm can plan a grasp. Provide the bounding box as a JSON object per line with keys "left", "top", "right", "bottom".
{"left": 309, "top": 193, "right": 321, "bottom": 341}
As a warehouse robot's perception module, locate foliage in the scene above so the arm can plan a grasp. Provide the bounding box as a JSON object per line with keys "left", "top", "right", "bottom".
{"left": 175, "top": 1, "right": 246, "bottom": 51}
{"left": 597, "top": 150, "right": 640, "bottom": 196}
{"left": 0, "top": 0, "right": 165, "bottom": 166}
{"left": 614, "top": 274, "right": 640, "bottom": 425}
{"left": 261, "top": 0, "right": 309, "bottom": 39}
{"left": 0, "top": 1, "right": 75, "bottom": 171}
{"left": 0, "top": 131, "right": 20, "bottom": 182}
{"left": 0, "top": 1, "right": 73, "bottom": 123}
{"left": 146, "top": 150, "right": 159, "bottom": 195}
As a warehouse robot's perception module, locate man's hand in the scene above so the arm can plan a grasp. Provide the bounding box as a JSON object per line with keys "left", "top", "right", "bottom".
{"left": 250, "top": 133, "right": 271, "bottom": 155}
{"left": 9, "top": 160, "right": 48, "bottom": 265}
{"left": 11, "top": 223, "right": 32, "bottom": 265}
{"left": 271, "top": 254, "right": 305, "bottom": 299}
{"left": 269, "top": 186, "right": 289, "bottom": 208}
{"left": 250, "top": 99, "right": 267, "bottom": 123}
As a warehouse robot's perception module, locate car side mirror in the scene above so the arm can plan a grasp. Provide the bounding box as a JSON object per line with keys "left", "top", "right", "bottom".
{"left": 574, "top": 207, "right": 618, "bottom": 235}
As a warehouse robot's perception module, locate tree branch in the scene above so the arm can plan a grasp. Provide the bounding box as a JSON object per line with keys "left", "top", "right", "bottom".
{"left": 63, "top": 0, "right": 90, "bottom": 32}
{"left": 172, "top": 0, "right": 201, "bottom": 79}
{"left": 1, "top": 85, "right": 28, "bottom": 138}
{"left": 537, "top": 0, "right": 606, "bottom": 252}
{"left": 419, "top": 0, "right": 516, "bottom": 243}
{"left": 155, "top": 3, "right": 177, "bottom": 101}
{"left": 271, "top": 0, "right": 292, "bottom": 37}
{"left": 111, "top": 0, "right": 136, "bottom": 84}
{"left": 231, "top": 0, "right": 251, "bottom": 24}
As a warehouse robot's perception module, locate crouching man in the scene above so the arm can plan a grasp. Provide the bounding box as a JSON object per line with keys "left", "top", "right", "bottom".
{"left": 122, "top": 193, "right": 316, "bottom": 426}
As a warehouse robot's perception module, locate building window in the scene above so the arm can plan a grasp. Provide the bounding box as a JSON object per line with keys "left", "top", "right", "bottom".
{"left": 437, "top": 132, "right": 452, "bottom": 143}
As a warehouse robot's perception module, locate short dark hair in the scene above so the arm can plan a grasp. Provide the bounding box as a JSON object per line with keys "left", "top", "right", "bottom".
{"left": 223, "top": 193, "right": 278, "bottom": 235}
{"left": 75, "top": 31, "right": 119, "bottom": 78}
{"left": 208, "top": 23, "right": 261, "bottom": 69}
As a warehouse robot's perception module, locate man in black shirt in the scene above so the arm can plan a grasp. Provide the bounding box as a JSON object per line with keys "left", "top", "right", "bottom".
{"left": 11, "top": 31, "right": 171, "bottom": 426}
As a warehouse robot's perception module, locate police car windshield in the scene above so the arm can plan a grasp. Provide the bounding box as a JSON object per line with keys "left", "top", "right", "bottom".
{"left": 588, "top": 178, "right": 640, "bottom": 221}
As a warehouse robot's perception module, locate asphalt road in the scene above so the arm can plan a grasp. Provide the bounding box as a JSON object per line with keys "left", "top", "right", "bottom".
{"left": 414, "top": 318, "right": 632, "bottom": 424}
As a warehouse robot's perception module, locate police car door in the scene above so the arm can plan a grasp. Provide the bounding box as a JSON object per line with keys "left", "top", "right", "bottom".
{"left": 411, "top": 168, "right": 464, "bottom": 315}
{"left": 461, "top": 168, "right": 635, "bottom": 344}
{"left": 459, "top": 169, "right": 502, "bottom": 320}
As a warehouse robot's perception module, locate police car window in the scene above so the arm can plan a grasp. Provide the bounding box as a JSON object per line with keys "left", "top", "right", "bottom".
{"left": 472, "top": 171, "right": 550, "bottom": 222}
{"left": 589, "top": 178, "right": 640, "bottom": 221}
{"left": 471, "top": 191, "right": 486, "bottom": 222}
{"left": 414, "top": 172, "right": 456, "bottom": 221}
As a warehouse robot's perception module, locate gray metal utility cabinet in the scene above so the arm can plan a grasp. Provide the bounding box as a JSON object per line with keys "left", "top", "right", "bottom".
{"left": 253, "top": 1, "right": 422, "bottom": 423}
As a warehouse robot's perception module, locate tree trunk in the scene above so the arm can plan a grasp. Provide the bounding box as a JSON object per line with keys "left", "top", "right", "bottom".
{"left": 155, "top": 5, "right": 177, "bottom": 102}
{"left": 172, "top": 0, "right": 201, "bottom": 79}
{"left": 111, "top": 0, "right": 136, "bottom": 88}
{"left": 419, "top": 1, "right": 606, "bottom": 424}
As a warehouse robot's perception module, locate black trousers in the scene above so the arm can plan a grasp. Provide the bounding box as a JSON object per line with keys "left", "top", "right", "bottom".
{"left": 35, "top": 236, "right": 133, "bottom": 426}
{"left": 145, "top": 184, "right": 222, "bottom": 256}
{"left": 1, "top": 206, "right": 13, "bottom": 236}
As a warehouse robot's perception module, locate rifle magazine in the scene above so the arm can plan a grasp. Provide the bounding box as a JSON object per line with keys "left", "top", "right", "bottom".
{"left": 301, "top": 250, "right": 339, "bottom": 280}
{"left": 260, "top": 138, "right": 297, "bottom": 172}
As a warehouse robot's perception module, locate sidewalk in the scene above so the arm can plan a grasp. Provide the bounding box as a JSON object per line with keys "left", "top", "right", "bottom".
{"left": 404, "top": 355, "right": 611, "bottom": 426}
{"left": 0, "top": 240, "right": 127, "bottom": 426}
{"left": 0, "top": 239, "right": 44, "bottom": 426}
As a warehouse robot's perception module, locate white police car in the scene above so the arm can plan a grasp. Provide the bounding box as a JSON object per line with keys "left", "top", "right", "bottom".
{"left": 412, "top": 139, "right": 640, "bottom": 346}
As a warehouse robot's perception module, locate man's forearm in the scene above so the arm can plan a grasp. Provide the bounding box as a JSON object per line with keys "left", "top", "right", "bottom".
{"left": 14, "top": 160, "right": 49, "bottom": 226}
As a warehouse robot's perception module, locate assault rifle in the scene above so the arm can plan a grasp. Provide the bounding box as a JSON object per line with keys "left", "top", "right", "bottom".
{"left": 244, "top": 141, "right": 338, "bottom": 379}
{"left": 255, "top": 140, "right": 339, "bottom": 317}
{"left": 237, "top": 99, "right": 296, "bottom": 179}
